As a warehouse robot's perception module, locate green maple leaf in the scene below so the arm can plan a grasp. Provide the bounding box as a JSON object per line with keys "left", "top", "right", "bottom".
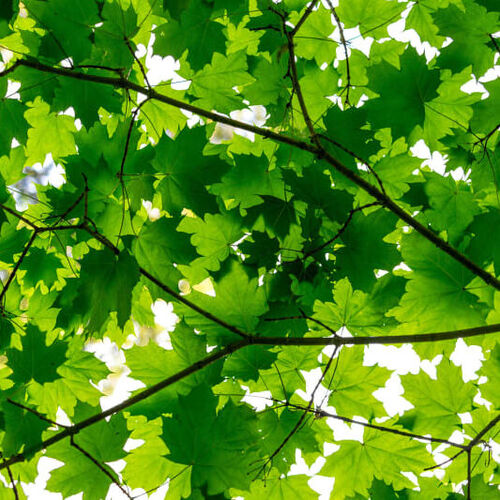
{"left": 24, "top": 0, "right": 99, "bottom": 63}
{"left": 367, "top": 153, "right": 421, "bottom": 200}
{"left": 52, "top": 77, "right": 122, "bottom": 130}
{"left": 19, "top": 247, "right": 62, "bottom": 289}
{"left": 162, "top": 385, "right": 260, "bottom": 494}
{"left": 257, "top": 408, "right": 321, "bottom": 473}
{"left": 178, "top": 211, "right": 243, "bottom": 272}
{"left": 28, "top": 349, "right": 109, "bottom": 418}
{"left": 365, "top": 49, "right": 440, "bottom": 139}
{"left": 0, "top": 99, "right": 28, "bottom": 158}
{"left": 423, "top": 172, "right": 480, "bottom": 241}
{"left": 178, "top": 260, "right": 268, "bottom": 337}
{"left": 420, "top": 67, "right": 482, "bottom": 149}
{"left": 24, "top": 97, "right": 77, "bottom": 164}
{"left": 334, "top": 209, "right": 400, "bottom": 291}
{"left": 75, "top": 249, "right": 139, "bottom": 334}
{"left": 222, "top": 345, "right": 277, "bottom": 382}
{"left": 322, "top": 427, "right": 432, "bottom": 499}
{"left": 244, "top": 58, "right": 289, "bottom": 107}
{"left": 93, "top": 0, "right": 138, "bottom": 67}
{"left": 153, "top": 128, "right": 229, "bottom": 215}
{"left": 405, "top": 2, "right": 446, "bottom": 48}
{"left": 7, "top": 325, "right": 66, "bottom": 384}
{"left": 313, "top": 278, "right": 393, "bottom": 336}
{"left": 134, "top": 217, "right": 195, "bottom": 292}
{"left": 122, "top": 416, "right": 172, "bottom": 491}
{"left": 246, "top": 345, "right": 323, "bottom": 398}
{"left": 389, "top": 232, "right": 484, "bottom": 332}
{"left": 47, "top": 407, "right": 128, "bottom": 498}
{"left": 400, "top": 359, "right": 476, "bottom": 436}
{"left": 323, "top": 106, "right": 378, "bottom": 170}
{"left": 434, "top": 0, "right": 499, "bottom": 75}
{"left": 125, "top": 324, "right": 221, "bottom": 416}
{"left": 292, "top": 4, "right": 335, "bottom": 65}
{"left": 140, "top": 90, "right": 188, "bottom": 140}
{"left": 327, "top": 346, "right": 390, "bottom": 419}
{"left": 1, "top": 399, "right": 49, "bottom": 456}
{"left": 154, "top": 0, "right": 226, "bottom": 71}
{"left": 336, "top": 0, "right": 406, "bottom": 38}
{"left": 211, "top": 154, "right": 283, "bottom": 209}
{"left": 298, "top": 65, "right": 339, "bottom": 125}
{"left": 189, "top": 51, "right": 255, "bottom": 113}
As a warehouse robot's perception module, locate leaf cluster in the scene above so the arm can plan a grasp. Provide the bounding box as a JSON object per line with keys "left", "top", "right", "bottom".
{"left": 0, "top": 0, "right": 499, "bottom": 498}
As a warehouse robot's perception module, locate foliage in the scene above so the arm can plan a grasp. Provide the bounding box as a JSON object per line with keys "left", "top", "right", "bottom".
{"left": 0, "top": 0, "right": 499, "bottom": 498}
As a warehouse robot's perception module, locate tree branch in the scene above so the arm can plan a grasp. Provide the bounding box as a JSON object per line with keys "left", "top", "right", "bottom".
{"left": 291, "top": 0, "right": 321, "bottom": 36}
{"left": 326, "top": 1, "right": 351, "bottom": 106}
{"left": 303, "top": 202, "right": 380, "bottom": 258}
{"left": 281, "top": 15, "right": 317, "bottom": 140}
{"left": 0, "top": 322, "right": 498, "bottom": 470}
{"left": 2, "top": 57, "right": 495, "bottom": 291}
{"left": 0, "top": 452, "right": 19, "bottom": 500}
{"left": 7, "top": 399, "right": 69, "bottom": 429}
{"left": 0, "top": 340, "right": 248, "bottom": 471}
{"left": 255, "top": 322, "right": 500, "bottom": 346}
{"left": 0, "top": 232, "right": 36, "bottom": 307}
{"left": 466, "top": 413, "right": 500, "bottom": 450}
{"left": 288, "top": 401, "right": 467, "bottom": 449}
{"left": 253, "top": 345, "right": 341, "bottom": 478}
{"left": 70, "top": 436, "right": 132, "bottom": 499}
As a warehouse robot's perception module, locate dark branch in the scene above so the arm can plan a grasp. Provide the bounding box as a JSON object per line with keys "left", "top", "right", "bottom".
{"left": 70, "top": 436, "right": 132, "bottom": 499}
{"left": 0, "top": 453, "right": 19, "bottom": 500}
{"left": 0, "top": 340, "right": 248, "bottom": 471}
{"left": 0, "top": 232, "right": 37, "bottom": 307}
{"left": 490, "top": 34, "right": 500, "bottom": 54}
{"left": 326, "top": 1, "right": 351, "bottom": 106}
{"left": 303, "top": 202, "right": 380, "bottom": 258}
{"left": 254, "top": 345, "right": 341, "bottom": 478}
{"left": 466, "top": 413, "right": 500, "bottom": 450}
{"left": 2, "top": 58, "right": 499, "bottom": 295}
{"left": 291, "top": 0, "right": 321, "bottom": 36}
{"left": 7, "top": 399, "right": 69, "bottom": 428}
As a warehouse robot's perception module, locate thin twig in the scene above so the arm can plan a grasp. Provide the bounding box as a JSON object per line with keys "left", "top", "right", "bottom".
{"left": 264, "top": 311, "right": 339, "bottom": 337}
{"left": 424, "top": 449, "right": 465, "bottom": 471}
{"left": 7, "top": 399, "right": 69, "bottom": 428}
{"left": 224, "top": 392, "right": 465, "bottom": 450}
{"left": 0, "top": 203, "right": 39, "bottom": 229}
{"left": 303, "top": 202, "right": 380, "bottom": 258}
{"left": 326, "top": 1, "right": 351, "bottom": 107}
{"left": 0, "top": 340, "right": 247, "bottom": 471}
{"left": 253, "top": 344, "right": 341, "bottom": 478}
{"left": 70, "top": 436, "right": 133, "bottom": 499}
{"left": 124, "top": 38, "right": 151, "bottom": 89}
{"left": 281, "top": 13, "right": 317, "bottom": 140}
{"left": 0, "top": 232, "right": 37, "bottom": 306}
{"left": 466, "top": 449, "right": 471, "bottom": 500}
{"left": 318, "top": 133, "right": 386, "bottom": 194}
{"left": 0, "top": 452, "right": 19, "bottom": 500}
{"left": 116, "top": 100, "right": 148, "bottom": 244}
{"left": 490, "top": 34, "right": 500, "bottom": 54}
{"left": 466, "top": 413, "right": 500, "bottom": 450}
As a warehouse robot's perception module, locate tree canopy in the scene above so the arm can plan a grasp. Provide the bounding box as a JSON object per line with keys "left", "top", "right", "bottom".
{"left": 0, "top": 0, "right": 499, "bottom": 498}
